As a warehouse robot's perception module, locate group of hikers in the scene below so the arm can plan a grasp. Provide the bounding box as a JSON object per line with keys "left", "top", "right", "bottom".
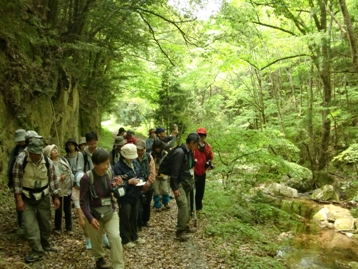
{"left": 6, "top": 126, "right": 214, "bottom": 269}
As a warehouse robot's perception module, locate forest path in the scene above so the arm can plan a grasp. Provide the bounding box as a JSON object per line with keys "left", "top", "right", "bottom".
{"left": 0, "top": 187, "right": 224, "bottom": 269}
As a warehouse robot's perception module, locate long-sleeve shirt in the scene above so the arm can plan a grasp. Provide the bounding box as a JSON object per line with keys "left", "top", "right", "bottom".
{"left": 65, "top": 151, "right": 84, "bottom": 175}
{"left": 13, "top": 151, "right": 60, "bottom": 196}
{"left": 80, "top": 169, "right": 117, "bottom": 224}
{"left": 194, "top": 142, "right": 213, "bottom": 176}
{"left": 53, "top": 158, "right": 74, "bottom": 197}
{"left": 170, "top": 144, "right": 194, "bottom": 191}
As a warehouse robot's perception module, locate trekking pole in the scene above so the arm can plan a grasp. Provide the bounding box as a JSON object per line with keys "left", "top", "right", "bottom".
{"left": 192, "top": 185, "right": 197, "bottom": 227}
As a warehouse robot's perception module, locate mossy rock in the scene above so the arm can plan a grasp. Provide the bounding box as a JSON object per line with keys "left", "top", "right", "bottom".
{"left": 311, "top": 185, "right": 340, "bottom": 202}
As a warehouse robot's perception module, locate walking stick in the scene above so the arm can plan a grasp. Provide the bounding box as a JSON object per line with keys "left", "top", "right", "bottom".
{"left": 193, "top": 185, "right": 197, "bottom": 227}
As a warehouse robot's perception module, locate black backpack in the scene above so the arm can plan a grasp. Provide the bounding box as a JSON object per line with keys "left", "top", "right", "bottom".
{"left": 158, "top": 145, "right": 187, "bottom": 176}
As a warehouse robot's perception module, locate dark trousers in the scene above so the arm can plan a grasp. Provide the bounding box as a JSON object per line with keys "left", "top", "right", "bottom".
{"left": 14, "top": 193, "right": 23, "bottom": 227}
{"left": 138, "top": 189, "right": 154, "bottom": 227}
{"left": 190, "top": 173, "right": 206, "bottom": 212}
{"left": 54, "top": 195, "right": 72, "bottom": 231}
{"left": 119, "top": 202, "right": 139, "bottom": 244}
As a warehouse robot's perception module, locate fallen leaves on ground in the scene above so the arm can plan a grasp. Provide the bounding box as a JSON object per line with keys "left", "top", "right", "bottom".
{"left": 0, "top": 190, "right": 226, "bottom": 269}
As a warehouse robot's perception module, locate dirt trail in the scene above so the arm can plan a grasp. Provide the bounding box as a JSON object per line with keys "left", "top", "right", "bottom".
{"left": 0, "top": 188, "right": 222, "bottom": 269}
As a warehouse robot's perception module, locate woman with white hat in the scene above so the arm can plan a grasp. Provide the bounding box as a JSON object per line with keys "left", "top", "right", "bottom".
{"left": 112, "top": 144, "right": 146, "bottom": 248}
{"left": 44, "top": 144, "right": 74, "bottom": 235}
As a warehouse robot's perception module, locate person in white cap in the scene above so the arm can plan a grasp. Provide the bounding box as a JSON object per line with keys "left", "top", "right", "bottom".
{"left": 112, "top": 144, "right": 146, "bottom": 248}
{"left": 7, "top": 129, "right": 26, "bottom": 227}
{"left": 44, "top": 144, "right": 74, "bottom": 235}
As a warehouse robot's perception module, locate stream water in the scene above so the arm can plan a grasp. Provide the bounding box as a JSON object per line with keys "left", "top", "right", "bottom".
{"left": 275, "top": 198, "right": 358, "bottom": 269}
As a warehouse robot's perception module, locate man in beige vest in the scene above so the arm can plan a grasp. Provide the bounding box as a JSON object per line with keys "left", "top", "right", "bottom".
{"left": 13, "top": 138, "right": 61, "bottom": 263}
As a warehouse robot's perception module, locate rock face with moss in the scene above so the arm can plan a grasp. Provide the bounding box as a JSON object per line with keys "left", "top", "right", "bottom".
{"left": 311, "top": 185, "right": 340, "bottom": 202}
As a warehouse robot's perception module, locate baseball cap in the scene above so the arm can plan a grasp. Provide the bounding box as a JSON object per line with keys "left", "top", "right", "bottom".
{"left": 155, "top": 127, "right": 166, "bottom": 134}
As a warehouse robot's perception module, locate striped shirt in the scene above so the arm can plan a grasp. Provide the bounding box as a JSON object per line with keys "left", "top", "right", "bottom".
{"left": 13, "top": 151, "right": 60, "bottom": 196}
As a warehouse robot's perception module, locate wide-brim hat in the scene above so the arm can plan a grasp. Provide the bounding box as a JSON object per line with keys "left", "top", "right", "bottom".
{"left": 44, "top": 144, "right": 58, "bottom": 158}
{"left": 121, "top": 144, "right": 138, "bottom": 159}
{"left": 74, "top": 172, "right": 85, "bottom": 186}
{"left": 14, "top": 129, "right": 26, "bottom": 142}
{"left": 27, "top": 138, "right": 44, "bottom": 154}
{"left": 114, "top": 136, "right": 127, "bottom": 146}
{"left": 127, "top": 129, "right": 135, "bottom": 135}
{"left": 65, "top": 138, "right": 78, "bottom": 148}
{"left": 135, "top": 139, "right": 146, "bottom": 150}
{"left": 79, "top": 137, "right": 86, "bottom": 145}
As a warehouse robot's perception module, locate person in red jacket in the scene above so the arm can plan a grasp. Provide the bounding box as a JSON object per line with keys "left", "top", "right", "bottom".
{"left": 192, "top": 127, "right": 213, "bottom": 212}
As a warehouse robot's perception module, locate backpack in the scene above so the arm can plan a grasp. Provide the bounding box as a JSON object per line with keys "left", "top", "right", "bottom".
{"left": 7, "top": 145, "right": 25, "bottom": 188}
{"left": 83, "top": 152, "right": 89, "bottom": 171}
{"left": 158, "top": 145, "right": 187, "bottom": 176}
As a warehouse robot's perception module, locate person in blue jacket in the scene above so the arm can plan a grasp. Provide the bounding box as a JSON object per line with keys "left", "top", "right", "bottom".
{"left": 112, "top": 144, "right": 146, "bottom": 248}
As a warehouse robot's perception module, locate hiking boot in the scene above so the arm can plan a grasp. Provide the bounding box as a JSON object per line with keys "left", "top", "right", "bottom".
{"left": 176, "top": 232, "right": 190, "bottom": 242}
{"left": 43, "top": 246, "right": 58, "bottom": 253}
{"left": 24, "top": 253, "right": 44, "bottom": 263}
{"left": 96, "top": 257, "right": 111, "bottom": 269}
{"left": 164, "top": 204, "right": 171, "bottom": 210}
{"left": 124, "top": 242, "right": 136, "bottom": 249}
{"left": 54, "top": 230, "right": 61, "bottom": 235}
{"left": 155, "top": 207, "right": 161, "bottom": 212}
{"left": 67, "top": 230, "right": 73, "bottom": 236}
{"left": 186, "top": 226, "right": 197, "bottom": 233}
{"left": 86, "top": 239, "right": 92, "bottom": 250}
{"left": 135, "top": 237, "right": 146, "bottom": 244}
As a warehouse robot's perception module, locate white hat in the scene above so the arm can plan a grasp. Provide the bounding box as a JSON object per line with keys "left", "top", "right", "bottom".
{"left": 14, "top": 129, "right": 26, "bottom": 142}
{"left": 44, "top": 144, "right": 58, "bottom": 158}
{"left": 121, "top": 144, "right": 138, "bottom": 159}
{"left": 74, "top": 172, "right": 85, "bottom": 186}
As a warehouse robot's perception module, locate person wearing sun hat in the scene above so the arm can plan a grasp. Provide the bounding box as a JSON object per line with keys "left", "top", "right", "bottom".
{"left": 110, "top": 136, "right": 127, "bottom": 165}
{"left": 7, "top": 129, "right": 27, "bottom": 227}
{"left": 13, "top": 137, "right": 61, "bottom": 263}
{"left": 78, "top": 137, "right": 87, "bottom": 152}
{"left": 64, "top": 138, "right": 84, "bottom": 176}
{"left": 44, "top": 144, "right": 74, "bottom": 235}
{"left": 112, "top": 144, "right": 146, "bottom": 248}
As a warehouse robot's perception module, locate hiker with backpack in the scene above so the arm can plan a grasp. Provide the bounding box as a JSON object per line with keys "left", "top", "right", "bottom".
{"left": 191, "top": 127, "right": 214, "bottom": 213}
{"left": 13, "top": 137, "right": 60, "bottom": 263}
{"left": 151, "top": 139, "right": 171, "bottom": 212}
{"left": 112, "top": 144, "right": 146, "bottom": 248}
{"left": 80, "top": 148, "right": 125, "bottom": 269}
{"left": 166, "top": 133, "right": 200, "bottom": 241}
{"left": 155, "top": 126, "right": 179, "bottom": 151}
{"left": 135, "top": 139, "right": 155, "bottom": 229}
{"left": 7, "top": 129, "right": 26, "bottom": 228}
{"left": 44, "top": 144, "right": 74, "bottom": 235}
{"left": 110, "top": 136, "right": 127, "bottom": 166}
{"left": 82, "top": 131, "right": 111, "bottom": 248}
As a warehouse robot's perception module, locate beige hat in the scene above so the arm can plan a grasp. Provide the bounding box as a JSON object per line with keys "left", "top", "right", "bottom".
{"left": 79, "top": 137, "right": 86, "bottom": 145}
{"left": 27, "top": 138, "right": 44, "bottom": 154}
{"left": 114, "top": 136, "right": 127, "bottom": 146}
{"left": 135, "top": 139, "right": 146, "bottom": 150}
{"left": 121, "top": 144, "right": 138, "bottom": 159}
{"left": 43, "top": 144, "right": 58, "bottom": 158}
{"left": 14, "top": 129, "right": 26, "bottom": 142}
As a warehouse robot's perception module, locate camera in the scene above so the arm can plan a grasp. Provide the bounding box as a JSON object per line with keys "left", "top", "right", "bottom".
{"left": 205, "top": 160, "right": 215, "bottom": 170}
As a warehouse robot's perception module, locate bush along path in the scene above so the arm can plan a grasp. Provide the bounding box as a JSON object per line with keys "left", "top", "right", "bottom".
{"left": 0, "top": 186, "right": 224, "bottom": 269}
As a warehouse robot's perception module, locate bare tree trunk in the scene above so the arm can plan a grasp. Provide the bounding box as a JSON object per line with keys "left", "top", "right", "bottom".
{"left": 338, "top": 0, "right": 358, "bottom": 73}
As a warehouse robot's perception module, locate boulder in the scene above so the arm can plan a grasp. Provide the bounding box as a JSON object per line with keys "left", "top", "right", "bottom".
{"left": 260, "top": 183, "right": 298, "bottom": 198}
{"left": 311, "top": 185, "right": 340, "bottom": 202}
{"left": 334, "top": 218, "right": 355, "bottom": 231}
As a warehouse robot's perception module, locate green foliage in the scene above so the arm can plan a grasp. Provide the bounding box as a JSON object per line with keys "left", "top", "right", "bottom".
{"left": 203, "top": 180, "right": 292, "bottom": 269}
{"left": 332, "top": 144, "right": 358, "bottom": 163}
{"left": 98, "top": 127, "right": 115, "bottom": 151}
